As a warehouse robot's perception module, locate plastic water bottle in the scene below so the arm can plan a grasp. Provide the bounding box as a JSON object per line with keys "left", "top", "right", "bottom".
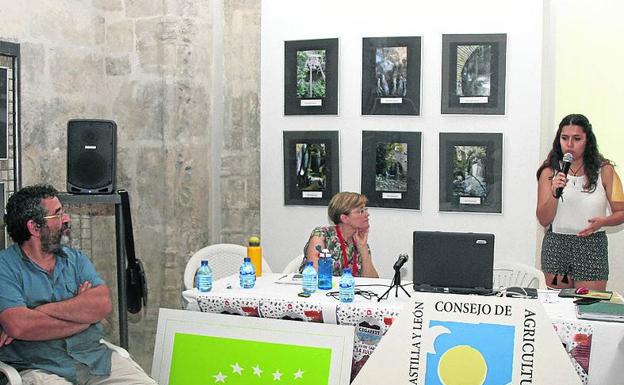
{"left": 239, "top": 257, "right": 256, "bottom": 289}
{"left": 302, "top": 261, "right": 317, "bottom": 294}
{"left": 318, "top": 249, "right": 333, "bottom": 290}
{"left": 339, "top": 268, "right": 355, "bottom": 303}
{"left": 196, "top": 260, "right": 213, "bottom": 292}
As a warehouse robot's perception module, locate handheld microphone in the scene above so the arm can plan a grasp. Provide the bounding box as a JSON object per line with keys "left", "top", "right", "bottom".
{"left": 554, "top": 153, "right": 574, "bottom": 199}
{"left": 393, "top": 253, "right": 409, "bottom": 271}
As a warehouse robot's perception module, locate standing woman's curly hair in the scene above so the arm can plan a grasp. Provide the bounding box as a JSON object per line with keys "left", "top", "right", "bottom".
{"left": 536, "top": 113, "right": 611, "bottom": 192}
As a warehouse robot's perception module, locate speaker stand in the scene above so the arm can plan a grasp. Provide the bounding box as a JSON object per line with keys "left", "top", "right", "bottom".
{"left": 58, "top": 192, "right": 128, "bottom": 349}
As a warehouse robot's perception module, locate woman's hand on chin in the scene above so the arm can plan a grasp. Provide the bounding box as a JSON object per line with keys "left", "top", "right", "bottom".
{"left": 354, "top": 227, "right": 369, "bottom": 247}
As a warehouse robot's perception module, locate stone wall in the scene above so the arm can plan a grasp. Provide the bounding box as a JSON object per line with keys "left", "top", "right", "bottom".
{"left": 220, "top": 0, "right": 261, "bottom": 244}
{"left": 0, "top": 0, "right": 261, "bottom": 372}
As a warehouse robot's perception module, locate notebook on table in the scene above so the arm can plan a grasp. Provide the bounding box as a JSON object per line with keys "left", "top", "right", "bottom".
{"left": 412, "top": 231, "right": 494, "bottom": 295}
{"left": 576, "top": 302, "right": 624, "bottom": 322}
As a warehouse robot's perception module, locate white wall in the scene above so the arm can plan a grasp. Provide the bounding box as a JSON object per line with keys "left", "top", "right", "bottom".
{"left": 542, "top": 0, "right": 624, "bottom": 293}
{"left": 261, "top": 0, "right": 544, "bottom": 279}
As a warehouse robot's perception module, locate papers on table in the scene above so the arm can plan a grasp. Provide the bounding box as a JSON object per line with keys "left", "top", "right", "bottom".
{"left": 274, "top": 273, "right": 303, "bottom": 285}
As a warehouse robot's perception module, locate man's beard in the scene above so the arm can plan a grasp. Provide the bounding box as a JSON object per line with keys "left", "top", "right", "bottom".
{"left": 41, "top": 223, "right": 71, "bottom": 253}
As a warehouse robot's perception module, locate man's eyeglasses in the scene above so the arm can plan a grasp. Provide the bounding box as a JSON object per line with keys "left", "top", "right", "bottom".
{"left": 43, "top": 210, "right": 66, "bottom": 221}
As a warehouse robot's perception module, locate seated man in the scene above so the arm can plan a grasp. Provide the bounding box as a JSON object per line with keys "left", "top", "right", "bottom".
{"left": 0, "top": 184, "right": 155, "bottom": 384}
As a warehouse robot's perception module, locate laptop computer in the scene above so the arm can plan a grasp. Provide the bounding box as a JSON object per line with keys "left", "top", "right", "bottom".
{"left": 413, "top": 231, "right": 494, "bottom": 295}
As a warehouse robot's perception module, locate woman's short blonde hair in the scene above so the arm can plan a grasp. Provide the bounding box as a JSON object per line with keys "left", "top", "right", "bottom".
{"left": 328, "top": 192, "right": 368, "bottom": 224}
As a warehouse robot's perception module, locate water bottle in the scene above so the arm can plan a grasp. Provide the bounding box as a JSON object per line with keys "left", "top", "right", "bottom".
{"left": 239, "top": 257, "right": 256, "bottom": 289}
{"left": 302, "top": 261, "right": 317, "bottom": 294}
{"left": 318, "top": 249, "right": 333, "bottom": 290}
{"left": 339, "top": 268, "right": 355, "bottom": 303}
{"left": 195, "top": 260, "right": 213, "bottom": 292}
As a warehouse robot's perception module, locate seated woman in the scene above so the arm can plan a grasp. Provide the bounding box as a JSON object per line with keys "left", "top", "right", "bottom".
{"left": 302, "top": 192, "right": 379, "bottom": 278}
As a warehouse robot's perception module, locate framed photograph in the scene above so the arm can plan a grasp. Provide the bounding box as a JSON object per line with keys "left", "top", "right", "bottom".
{"left": 1, "top": 67, "right": 8, "bottom": 159}
{"left": 284, "top": 38, "right": 338, "bottom": 115}
{"left": 0, "top": 182, "right": 6, "bottom": 249}
{"left": 283, "top": 130, "right": 339, "bottom": 206}
{"left": 1, "top": 41, "right": 21, "bottom": 192}
{"left": 439, "top": 133, "right": 503, "bottom": 213}
{"left": 361, "top": 131, "right": 422, "bottom": 210}
{"left": 361, "top": 36, "right": 421, "bottom": 115}
{"left": 441, "top": 34, "right": 507, "bottom": 115}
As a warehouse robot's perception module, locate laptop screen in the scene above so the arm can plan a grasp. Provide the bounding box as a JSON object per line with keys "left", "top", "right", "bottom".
{"left": 412, "top": 231, "right": 494, "bottom": 292}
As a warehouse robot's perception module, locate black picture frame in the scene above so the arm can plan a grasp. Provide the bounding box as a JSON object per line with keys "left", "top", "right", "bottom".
{"left": 283, "top": 130, "right": 339, "bottom": 206}
{"left": 0, "top": 182, "right": 5, "bottom": 249}
{"left": 284, "top": 38, "right": 339, "bottom": 115}
{"left": 441, "top": 34, "right": 507, "bottom": 115}
{"left": 439, "top": 133, "right": 503, "bottom": 213}
{"left": 361, "top": 36, "right": 421, "bottom": 115}
{"left": 0, "top": 67, "right": 8, "bottom": 159}
{"left": 1, "top": 40, "right": 22, "bottom": 191}
{"left": 361, "top": 131, "right": 422, "bottom": 210}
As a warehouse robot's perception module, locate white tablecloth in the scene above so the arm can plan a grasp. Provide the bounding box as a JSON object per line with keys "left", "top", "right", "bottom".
{"left": 182, "top": 273, "right": 410, "bottom": 320}
{"left": 538, "top": 291, "right": 624, "bottom": 385}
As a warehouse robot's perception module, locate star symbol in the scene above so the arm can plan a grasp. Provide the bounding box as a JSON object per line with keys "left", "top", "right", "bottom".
{"left": 294, "top": 369, "right": 304, "bottom": 379}
{"left": 252, "top": 365, "right": 263, "bottom": 377}
{"left": 272, "top": 369, "right": 283, "bottom": 381}
{"left": 213, "top": 372, "right": 226, "bottom": 383}
{"left": 231, "top": 362, "right": 243, "bottom": 375}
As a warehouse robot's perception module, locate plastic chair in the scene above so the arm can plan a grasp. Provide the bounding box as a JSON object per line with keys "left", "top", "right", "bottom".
{"left": 0, "top": 339, "right": 129, "bottom": 385}
{"left": 282, "top": 254, "right": 304, "bottom": 274}
{"left": 493, "top": 261, "right": 546, "bottom": 289}
{"left": 0, "top": 360, "right": 21, "bottom": 385}
{"left": 183, "top": 243, "right": 272, "bottom": 290}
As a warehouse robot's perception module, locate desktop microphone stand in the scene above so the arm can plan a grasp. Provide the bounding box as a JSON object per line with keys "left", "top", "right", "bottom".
{"left": 378, "top": 267, "right": 411, "bottom": 302}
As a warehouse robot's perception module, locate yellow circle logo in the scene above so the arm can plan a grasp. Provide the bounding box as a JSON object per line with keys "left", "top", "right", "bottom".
{"left": 438, "top": 345, "right": 487, "bottom": 385}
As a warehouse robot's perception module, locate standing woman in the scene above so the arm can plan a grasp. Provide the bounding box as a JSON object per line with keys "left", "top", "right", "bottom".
{"left": 302, "top": 192, "right": 379, "bottom": 278}
{"left": 536, "top": 114, "right": 624, "bottom": 290}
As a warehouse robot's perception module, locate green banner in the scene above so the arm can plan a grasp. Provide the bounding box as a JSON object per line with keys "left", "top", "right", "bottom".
{"left": 169, "top": 333, "right": 332, "bottom": 385}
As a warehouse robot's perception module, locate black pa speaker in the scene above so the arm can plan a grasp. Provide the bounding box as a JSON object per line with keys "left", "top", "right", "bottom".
{"left": 67, "top": 119, "right": 117, "bottom": 194}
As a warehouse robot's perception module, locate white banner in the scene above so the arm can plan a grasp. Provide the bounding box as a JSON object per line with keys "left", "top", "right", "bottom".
{"left": 352, "top": 292, "right": 581, "bottom": 385}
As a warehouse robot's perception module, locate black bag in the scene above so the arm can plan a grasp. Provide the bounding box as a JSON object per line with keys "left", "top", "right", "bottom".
{"left": 126, "top": 258, "right": 148, "bottom": 314}
{"left": 119, "top": 189, "right": 148, "bottom": 314}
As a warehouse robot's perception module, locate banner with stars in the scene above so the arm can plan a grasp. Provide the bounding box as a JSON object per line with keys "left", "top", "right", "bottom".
{"left": 152, "top": 309, "right": 354, "bottom": 385}
{"left": 169, "top": 333, "right": 330, "bottom": 384}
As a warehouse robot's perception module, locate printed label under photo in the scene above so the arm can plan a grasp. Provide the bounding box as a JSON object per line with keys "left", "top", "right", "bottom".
{"left": 460, "top": 196, "right": 482, "bottom": 205}
{"left": 459, "top": 96, "right": 488, "bottom": 104}
{"left": 380, "top": 98, "right": 403, "bottom": 104}
{"left": 302, "top": 191, "right": 323, "bottom": 198}
{"left": 300, "top": 99, "right": 323, "bottom": 107}
{"left": 382, "top": 192, "right": 403, "bottom": 200}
